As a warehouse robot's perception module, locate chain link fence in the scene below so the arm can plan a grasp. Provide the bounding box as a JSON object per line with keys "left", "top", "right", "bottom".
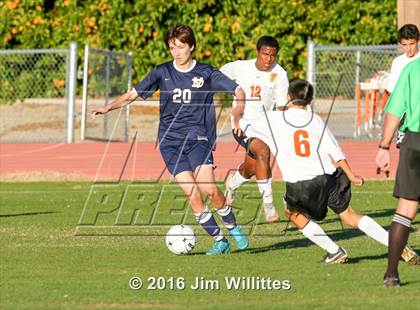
{"left": 0, "top": 44, "right": 77, "bottom": 143}
{"left": 1, "top": 41, "right": 403, "bottom": 143}
{"left": 0, "top": 44, "right": 132, "bottom": 143}
{"left": 306, "top": 41, "right": 400, "bottom": 139}
{"left": 81, "top": 46, "right": 132, "bottom": 142}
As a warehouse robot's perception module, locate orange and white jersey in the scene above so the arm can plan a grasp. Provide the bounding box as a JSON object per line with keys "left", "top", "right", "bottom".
{"left": 240, "top": 108, "right": 346, "bottom": 183}
{"left": 220, "top": 59, "right": 288, "bottom": 122}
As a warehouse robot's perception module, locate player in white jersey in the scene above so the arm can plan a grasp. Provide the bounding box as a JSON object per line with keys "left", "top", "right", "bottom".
{"left": 386, "top": 24, "right": 419, "bottom": 147}
{"left": 240, "top": 79, "right": 418, "bottom": 264}
{"left": 386, "top": 24, "right": 419, "bottom": 94}
{"left": 221, "top": 36, "right": 289, "bottom": 223}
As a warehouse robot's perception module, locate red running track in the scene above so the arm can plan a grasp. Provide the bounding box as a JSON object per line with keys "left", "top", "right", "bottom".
{"left": 0, "top": 141, "right": 398, "bottom": 181}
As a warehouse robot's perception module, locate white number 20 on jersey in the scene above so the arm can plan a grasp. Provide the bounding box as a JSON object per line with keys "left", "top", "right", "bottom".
{"left": 173, "top": 88, "right": 191, "bottom": 103}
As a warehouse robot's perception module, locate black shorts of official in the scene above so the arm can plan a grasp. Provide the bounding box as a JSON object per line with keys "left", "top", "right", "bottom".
{"left": 394, "top": 131, "right": 420, "bottom": 201}
{"left": 284, "top": 168, "right": 352, "bottom": 221}
{"left": 232, "top": 129, "right": 256, "bottom": 159}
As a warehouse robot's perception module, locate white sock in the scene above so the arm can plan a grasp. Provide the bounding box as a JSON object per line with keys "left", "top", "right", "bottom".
{"left": 357, "top": 215, "right": 388, "bottom": 246}
{"left": 229, "top": 170, "right": 249, "bottom": 190}
{"left": 257, "top": 178, "right": 273, "bottom": 204}
{"left": 300, "top": 221, "right": 339, "bottom": 254}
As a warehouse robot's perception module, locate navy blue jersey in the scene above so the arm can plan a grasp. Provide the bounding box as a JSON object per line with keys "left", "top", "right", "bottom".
{"left": 134, "top": 60, "right": 238, "bottom": 147}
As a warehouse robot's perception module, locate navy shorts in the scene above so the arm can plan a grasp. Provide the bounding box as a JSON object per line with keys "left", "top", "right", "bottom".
{"left": 160, "top": 139, "right": 214, "bottom": 176}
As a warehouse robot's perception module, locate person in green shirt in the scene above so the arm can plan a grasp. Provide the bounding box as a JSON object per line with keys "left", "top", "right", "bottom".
{"left": 376, "top": 57, "right": 420, "bottom": 287}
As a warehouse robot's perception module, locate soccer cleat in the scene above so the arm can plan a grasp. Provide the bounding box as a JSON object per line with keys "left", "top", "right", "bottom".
{"left": 224, "top": 174, "right": 236, "bottom": 205}
{"left": 401, "top": 245, "right": 420, "bottom": 265}
{"left": 229, "top": 225, "right": 249, "bottom": 250}
{"left": 383, "top": 276, "right": 400, "bottom": 287}
{"left": 263, "top": 203, "right": 280, "bottom": 223}
{"left": 206, "top": 240, "right": 231, "bottom": 255}
{"left": 322, "top": 247, "right": 348, "bottom": 264}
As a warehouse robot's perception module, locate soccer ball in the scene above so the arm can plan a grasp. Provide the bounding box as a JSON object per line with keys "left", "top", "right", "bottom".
{"left": 165, "top": 225, "right": 196, "bottom": 255}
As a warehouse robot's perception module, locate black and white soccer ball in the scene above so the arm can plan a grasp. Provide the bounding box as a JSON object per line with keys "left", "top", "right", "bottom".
{"left": 165, "top": 225, "right": 196, "bottom": 255}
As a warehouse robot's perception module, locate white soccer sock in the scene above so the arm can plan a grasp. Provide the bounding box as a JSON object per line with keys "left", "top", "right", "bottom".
{"left": 300, "top": 221, "right": 339, "bottom": 254}
{"left": 257, "top": 178, "right": 273, "bottom": 204}
{"left": 229, "top": 170, "right": 249, "bottom": 190}
{"left": 357, "top": 215, "right": 388, "bottom": 247}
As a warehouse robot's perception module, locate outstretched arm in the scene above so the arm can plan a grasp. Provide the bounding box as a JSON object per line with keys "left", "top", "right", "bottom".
{"left": 317, "top": 120, "right": 362, "bottom": 185}
{"left": 91, "top": 90, "right": 138, "bottom": 118}
{"left": 336, "top": 159, "right": 364, "bottom": 186}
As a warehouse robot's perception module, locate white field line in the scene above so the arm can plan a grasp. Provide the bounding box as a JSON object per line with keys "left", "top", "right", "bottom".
{"left": 0, "top": 190, "right": 393, "bottom": 194}
{"left": 0, "top": 143, "right": 65, "bottom": 157}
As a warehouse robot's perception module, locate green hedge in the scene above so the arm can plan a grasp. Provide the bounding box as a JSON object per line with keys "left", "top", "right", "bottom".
{"left": 1, "top": 0, "right": 397, "bottom": 85}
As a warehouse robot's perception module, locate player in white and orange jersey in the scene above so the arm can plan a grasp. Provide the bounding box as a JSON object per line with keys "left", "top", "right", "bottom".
{"left": 221, "top": 36, "right": 289, "bottom": 223}
{"left": 240, "top": 79, "right": 418, "bottom": 264}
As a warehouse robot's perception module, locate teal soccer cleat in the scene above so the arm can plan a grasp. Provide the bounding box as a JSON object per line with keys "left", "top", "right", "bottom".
{"left": 206, "top": 240, "right": 231, "bottom": 255}
{"left": 229, "top": 225, "right": 249, "bottom": 250}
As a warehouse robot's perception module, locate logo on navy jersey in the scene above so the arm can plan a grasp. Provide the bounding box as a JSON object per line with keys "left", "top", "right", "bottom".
{"left": 192, "top": 77, "right": 204, "bottom": 88}
{"left": 197, "top": 135, "right": 208, "bottom": 141}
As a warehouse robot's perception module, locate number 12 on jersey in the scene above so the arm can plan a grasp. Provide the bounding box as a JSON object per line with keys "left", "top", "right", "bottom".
{"left": 294, "top": 130, "right": 310, "bottom": 157}
{"left": 250, "top": 85, "right": 261, "bottom": 98}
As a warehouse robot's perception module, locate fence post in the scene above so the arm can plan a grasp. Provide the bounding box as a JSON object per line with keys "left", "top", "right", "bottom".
{"left": 306, "top": 39, "right": 315, "bottom": 86}
{"left": 306, "top": 39, "right": 316, "bottom": 108}
{"left": 354, "top": 50, "right": 361, "bottom": 137}
{"left": 81, "top": 44, "right": 89, "bottom": 140}
{"left": 125, "top": 52, "right": 133, "bottom": 142}
{"left": 103, "top": 53, "right": 111, "bottom": 139}
{"left": 66, "top": 42, "right": 77, "bottom": 143}
{"left": 355, "top": 50, "right": 361, "bottom": 85}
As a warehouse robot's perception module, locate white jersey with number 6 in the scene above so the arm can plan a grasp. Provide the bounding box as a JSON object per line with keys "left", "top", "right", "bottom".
{"left": 220, "top": 59, "right": 288, "bottom": 122}
{"left": 240, "top": 108, "right": 346, "bottom": 183}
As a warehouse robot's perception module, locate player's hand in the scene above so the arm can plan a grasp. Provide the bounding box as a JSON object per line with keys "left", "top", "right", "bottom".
{"left": 350, "top": 175, "right": 364, "bottom": 186}
{"left": 233, "top": 120, "right": 243, "bottom": 136}
{"left": 91, "top": 106, "right": 109, "bottom": 119}
{"left": 375, "top": 148, "right": 390, "bottom": 177}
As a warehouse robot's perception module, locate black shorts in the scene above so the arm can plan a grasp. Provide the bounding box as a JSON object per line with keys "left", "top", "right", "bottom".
{"left": 394, "top": 131, "right": 420, "bottom": 201}
{"left": 284, "top": 168, "right": 351, "bottom": 221}
{"left": 232, "top": 130, "right": 256, "bottom": 159}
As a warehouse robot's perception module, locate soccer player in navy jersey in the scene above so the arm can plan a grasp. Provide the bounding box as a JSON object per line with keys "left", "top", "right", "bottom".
{"left": 92, "top": 24, "right": 248, "bottom": 255}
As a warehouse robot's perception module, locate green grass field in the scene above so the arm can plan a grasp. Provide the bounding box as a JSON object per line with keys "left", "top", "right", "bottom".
{"left": 1, "top": 181, "right": 419, "bottom": 310}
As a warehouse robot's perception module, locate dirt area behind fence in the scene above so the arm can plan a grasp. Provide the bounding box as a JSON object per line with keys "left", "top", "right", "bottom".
{"left": 0, "top": 97, "right": 367, "bottom": 143}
